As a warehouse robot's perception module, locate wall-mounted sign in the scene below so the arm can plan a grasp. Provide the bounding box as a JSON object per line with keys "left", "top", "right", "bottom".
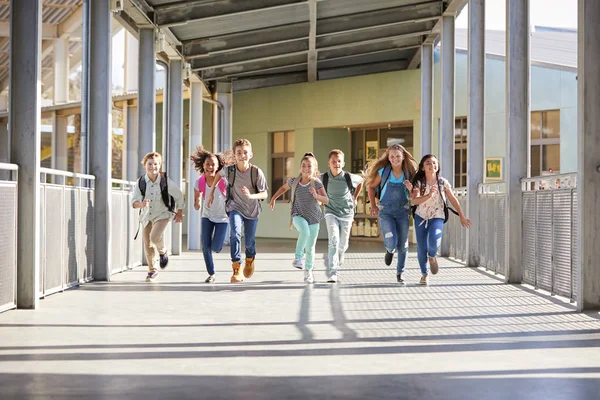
{"left": 485, "top": 158, "right": 503, "bottom": 180}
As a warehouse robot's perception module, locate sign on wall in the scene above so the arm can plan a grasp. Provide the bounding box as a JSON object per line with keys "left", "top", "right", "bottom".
{"left": 485, "top": 158, "right": 503, "bottom": 180}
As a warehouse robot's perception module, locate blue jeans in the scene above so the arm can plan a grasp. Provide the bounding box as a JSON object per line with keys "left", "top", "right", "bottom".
{"left": 292, "top": 216, "right": 320, "bottom": 271}
{"left": 378, "top": 207, "right": 410, "bottom": 273}
{"left": 324, "top": 214, "right": 352, "bottom": 276}
{"left": 414, "top": 215, "right": 444, "bottom": 276}
{"left": 201, "top": 218, "right": 228, "bottom": 275}
{"left": 229, "top": 210, "right": 259, "bottom": 262}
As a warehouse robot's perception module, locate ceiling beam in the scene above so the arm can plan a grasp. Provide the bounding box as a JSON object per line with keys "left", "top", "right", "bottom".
{"left": 318, "top": 60, "right": 409, "bottom": 81}
{"left": 307, "top": 0, "right": 317, "bottom": 82}
{"left": 0, "top": 21, "right": 57, "bottom": 38}
{"left": 319, "top": 31, "right": 427, "bottom": 52}
{"left": 318, "top": 46, "right": 419, "bottom": 69}
{"left": 232, "top": 72, "right": 306, "bottom": 92}
{"left": 193, "top": 50, "right": 308, "bottom": 72}
{"left": 201, "top": 53, "right": 308, "bottom": 79}
{"left": 317, "top": 21, "right": 434, "bottom": 49}
{"left": 203, "top": 62, "right": 307, "bottom": 81}
{"left": 407, "top": 46, "right": 422, "bottom": 69}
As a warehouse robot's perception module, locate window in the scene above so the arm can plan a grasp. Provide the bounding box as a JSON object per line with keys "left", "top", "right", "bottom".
{"left": 530, "top": 110, "right": 560, "bottom": 177}
{"left": 271, "top": 131, "right": 295, "bottom": 201}
{"left": 454, "top": 117, "right": 467, "bottom": 187}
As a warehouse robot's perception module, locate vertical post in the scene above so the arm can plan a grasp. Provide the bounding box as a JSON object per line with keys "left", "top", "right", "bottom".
{"left": 168, "top": 59, "right": 183, "bottom": 255}
{"left": 54, "top": 38, "right": 69, "bottom": 104}
{"left": 420, "top": 43, "right": 433, "bottom": 157}
{"left": 124, "top": 31, "right": 139, "bottom": 93}
{"left": 80, "top": 0, "right": 90, "bottom": 173}
{"left": 440, "top": 15, "right": 456, "bottom": 257}
{"left": 137, "top": 28, "right": 156, "bottom": 175}
{"left": 89, "top": 0, "right": 112, "bottom": 281}
{"left": 0, "top": 119, "right": 8, "bottom": 163}
{"left": 505, "top": 0, "right": 530, "bottom": 283}
{"left": 125, "top": 104, "right": 139, "bottom": 181}
{"left": 10, "top": 0, "right": 42, "bottom": 308}
{"left": 577, "top": 0, "right": 600, "bottom": 311}
{"left": 53, "top": 114, "right": 69, "bottom": 171}
{"left": 467, "top": 0, "right": 485, "bottom": 268}
{"left": 187, "top": 82, "right": 203, "bottom": 250}
{"left": 216, "top": 81, "right": 232, "bottom": 152}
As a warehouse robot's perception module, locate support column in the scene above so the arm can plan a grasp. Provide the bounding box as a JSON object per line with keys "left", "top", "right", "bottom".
{"left": 89, "top": 0, "right": 112, "bottom": 281}
{"left": 53, "top": 114, "right": 69, "bottom": 171}
{"left": 505, "top": 0, "right": 530, "bottom": 283}
{"left": 216, "top": 81, "right": 232, "bottom": 152}
{"left": 420, "top": 43, "right": 433, "bottom": 157}
{"left": 137, "top": 28, "right": 156, "bottom": 176}
{"left": 577, "top": 0, "right": 600, "bottom": 311}
{"left": 0, "top": 119, "right": 9, "bottom": 163}
{"left": 125, "top": 104, "right": 139, "bottom": 181}
{"left": 187, "top": 82, "right": 203, "bottom": 250}
{"left": 168, "top": 59, "right": 183, "bottom": 255}
{"left": 10, "top": 0, "right": 42, "bottom": 308}
{"left": 467, "top": 0, "right": 485, "bottom": 268}
{"left": 124, "top": 31, "right": 139, "bottom": 93}
{"left": 54, "top": 38, "right": 69, "bottom": 104}
{"left": 440, "top": 15, "right": 456, "bottom": 257}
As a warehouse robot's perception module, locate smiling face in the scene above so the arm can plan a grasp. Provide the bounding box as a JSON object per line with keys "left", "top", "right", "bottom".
{"left": 300, "top": 157, "right": 316, "bottom": 178}
{"left": 203, "top": 155, "right": 218, "bottom": 177}
{"left": 387, "top": 149, "right": 404, "bottom": 168}
{"left": 144, "top": 157, "right": 161, "bottom": 177}
{"left": 421, "top": 156, "right": 439, "bottom": 174}
{"left": 328, "top": 154, "right": 344, "bottom": 175}
{"left": 234, "top": 145, "right": 253, "bottom": 167}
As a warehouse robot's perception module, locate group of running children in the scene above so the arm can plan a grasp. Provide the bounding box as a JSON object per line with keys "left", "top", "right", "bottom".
{"left": 131, "top": 138, "right": 472, "bottom": 285}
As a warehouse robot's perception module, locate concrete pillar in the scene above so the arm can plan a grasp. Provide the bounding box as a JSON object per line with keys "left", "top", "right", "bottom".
{"left": 125, "top": 104, "right": 139, "bottom": 182}
{"left": 10, "top": 0, "right": 42, "bottom": 309}
{"left": 216, "top": 81, "right": 232, "bottom": 152}
{"left": 577, "top": 0, "right": 600, "bottom": 311}
{"left": 53, "top": 114, "right": 69, "bottom": 171}
{"left": 504, "top": 0, "right": 530, "bottom": 283}
{"left": 467, "top": 0, "right": 485, "bottom": 268}
{"left": 187, "top": 82, "right": 203, "bottom": 250}
{"left": 420, "top": 44, "right": 433, "bottom": 157}
{"left": 137, "top": 28, "right": 156, "bottom": 176}
{"left": 89, "top": 0, "right": 112, "bottom": 281}
{"left": 440, "top": 15, "right": 456, "bottom": 257}
{"left": 168, "top": 59, "right": 183, "bottom": 255}
{"left": 54, "top": 38, "right": 69, "bottom": 104}
{"left": 124, "top": 31, "right": 139, "bottom": 93}
{"left": 0, "top": 120, "right": 8, "bottom": 163}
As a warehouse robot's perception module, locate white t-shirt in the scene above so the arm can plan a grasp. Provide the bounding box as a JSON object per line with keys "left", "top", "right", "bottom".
{"left": 199, "top": 179, "right": 228, "bottom": 224}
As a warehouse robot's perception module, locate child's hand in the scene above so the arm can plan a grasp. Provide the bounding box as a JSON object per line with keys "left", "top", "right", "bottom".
{"left": 460, "top": 216, "right": 472, "bottom": 228}
{"left": 241, "top": 186, "right": 251, "bottom": 199}
{"left": 269, "top": 197, "right": 276, "bottom": 211}
{"left": 429, "top": 185, "right": 439, "bottom": 197}
{"left": 174, "top": 210, "right": 183, "bottom": 223}
{"left": 370, "top": 203, "right": 379, "bottom": 216}
{"left": 206, "top": 193, "right": 214, "bottom": 208}
{"left": 141, "top": 199, "right": 150, "bottom": 208}
{"left": 194, "top": 200, "right": 200, "bottom": 211}
{"left": 309, "top": 186, "right": 318, "bottom": 199}
{"left": 403, "top": 180, "right": 413, "bottom": 192}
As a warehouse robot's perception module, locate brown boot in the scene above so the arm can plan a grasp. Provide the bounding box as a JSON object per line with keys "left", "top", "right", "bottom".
{"left": 231, "top": 261, "right": 244, "bottom": 283}
{"left": 243, "top": 257, "right": 255, "bottom": 278}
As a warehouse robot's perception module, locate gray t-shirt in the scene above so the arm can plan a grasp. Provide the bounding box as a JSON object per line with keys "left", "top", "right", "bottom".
{"left": 223, "top": 164, "right": 268, "bottom": 219}
{"left": 288, "top": 177, "right": 324, "bottom": 225}
{"left": 322, "top": 170, "right": 363, "bottom": 220}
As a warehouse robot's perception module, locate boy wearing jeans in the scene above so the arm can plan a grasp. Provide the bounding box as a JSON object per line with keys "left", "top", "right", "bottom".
{"left": 322, "top": 149, "right": 363, "bottom": 282}
{"left": 207, "top": 139, "right": 268, "bottom": 283}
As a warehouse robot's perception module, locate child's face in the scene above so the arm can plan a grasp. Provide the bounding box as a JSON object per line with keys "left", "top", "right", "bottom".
{"left": 300, "top": 158, "right": 315, "bottom": 177}
{"left": 388, "top": 149, "right": 404, "bottom": 167}
{"left": 422, "top": 157, "right": 439, "bottom": 173}
{"left": 144, "top": 157, "right": 161, "bottom": 176}
{"left": 234, "top": 145, "right": 253, "bottom": 165}
{"left": 328, "top": 154, "right": 344, "bottom": 173}
{"left": 203, "top": 156, "right": 218, "bottom": 177}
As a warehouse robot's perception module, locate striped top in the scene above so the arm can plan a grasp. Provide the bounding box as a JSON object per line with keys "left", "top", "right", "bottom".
{"left": 288, "top": 177, "right": 324, "bottom": 225}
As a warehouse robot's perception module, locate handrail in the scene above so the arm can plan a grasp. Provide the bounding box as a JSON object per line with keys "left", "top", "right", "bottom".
{"left": 521, "top": 172, "right": 577, "bottom": 191}
{"left": 0, "top": 162, "right": 18, "bottom": 171}
{"left": 40, "top": 167, "right": 96, "bottom": 181}
{"left": 454, "top": 187, "right": 467, "bottom": 196}
{"left": 111, "top": 179, "right": 136, "bottom": 186}
{"left": 478, "top": 181, "right": 505, "bottom": 194}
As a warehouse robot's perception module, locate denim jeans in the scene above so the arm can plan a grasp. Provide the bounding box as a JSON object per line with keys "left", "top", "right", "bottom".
{"left": 292, "top": 216, "right": 320, "bottom": 271}
{"left": 324, "top": 214, "right": 352, "bottom": 275}
{"left": 201, "top": 218, "right": 228, "bottom": 275}
{"left": 229, "top": 210, "right": 259, "bottom": 262}
{"left": 378, "top": 207, "right": 410, "bottom": 273}
{"left": 414, "top": 214, "right": 444, "bottom": 276}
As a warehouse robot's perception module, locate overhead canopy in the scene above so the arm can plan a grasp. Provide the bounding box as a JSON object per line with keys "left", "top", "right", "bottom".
{"left": 119, "top": 0, "right": 467, "bottom": 92}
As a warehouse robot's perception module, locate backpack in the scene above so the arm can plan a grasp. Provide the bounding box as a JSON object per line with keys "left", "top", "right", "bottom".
{"left": 374, "top": 165, "right": 392, "bottom": 200}
{"left": 226, "top": 164, "right": 262, "bottom": 202}
{"left": 288, "top": 174, "right": 319, "bottom": 230}
{"left": 411, "top": 177, "right": 458, "bottom": 223}
{"left": 138, "top": 173, "right": 175, "bottom": 213}
{"left": 321, "top": 171, "right": 355, "bottom": 196}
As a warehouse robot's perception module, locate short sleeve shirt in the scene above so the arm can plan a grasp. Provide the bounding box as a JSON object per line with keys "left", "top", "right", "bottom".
{"left": 224, "top": 164, "right": 269, "bottom": 219}
{"left": 322, "top": 171, "right": 363, "bottom": 221}
{"left": 287, "top": 177, "right": 324, "bottom": 225}
{"left": 199, "top": 178, "right": 228, "bottom": 224}
{"left": 415, "top": 177, "right": 452, "bottom": 220}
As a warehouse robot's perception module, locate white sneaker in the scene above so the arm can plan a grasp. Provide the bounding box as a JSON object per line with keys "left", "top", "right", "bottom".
{"left": 304, "top": 269, "right": 314, "bottom": 284}
{"left": 327, "top": 273, "right": 338, "bottom": 283}
{"left": 292, "top": 258, "right": 304, "bottom": 269}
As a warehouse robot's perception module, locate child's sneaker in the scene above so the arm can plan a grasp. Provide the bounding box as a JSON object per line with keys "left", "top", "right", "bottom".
{"left": 145, "top": 271, "right": 159, "bottom": 282}
{"left": 231, "top": 261, "right": 244, "bottom": 283}
{"left": 327, "top": 272, "right": 338, "bottom": 283}
{"left": 304, "top": 269, "right": 314, "bottom": 284}
{"left": 384, "top": 251, "right": 394, "bottom": 266}
{"left": 396, "top": 272, "right": 405, "bottom": 284}
{"left": 243, "top": 257, "right": 255, "bottom": 278}
{"left": 419, "top": 275, "right": 429, "bottom": 285}
{"left": 159, "top": 253, "right": 169, "bottom": 269}
{"left": 292, "top": 258, "right": 304, "bottom": 269}
{"left": 428, "top": 256, "right": 439, "bottom": 275}
{"left": 205, "top": 275, "right": 215, "bottom": 283}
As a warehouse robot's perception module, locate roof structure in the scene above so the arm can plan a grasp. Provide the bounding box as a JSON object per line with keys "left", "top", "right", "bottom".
{"left": 118, "top": 0, "right": 467, "bottom": 92}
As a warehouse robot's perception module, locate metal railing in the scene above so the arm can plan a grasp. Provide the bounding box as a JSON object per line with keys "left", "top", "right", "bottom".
{"left": 521, "top": 173, "right": 577, "bottom": 301}
{"left": 39, "top": 168, "right": 95, "bottom": 297}
{"left": 111, "top": 179, "right": 143, "bottom": 273}
{"left": 478, "top": 182, "right": 506, "bottom": 275}
{"left": 0, "top": 163, "right": 18, "bottom": 312}
{"left": 444, "top": 187, "right": 468, "bottom": 262}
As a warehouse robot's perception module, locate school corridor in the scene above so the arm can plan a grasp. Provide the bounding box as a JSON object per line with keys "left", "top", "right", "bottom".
{"left": 1, "top": 239, "right": 599, "bottom": 400}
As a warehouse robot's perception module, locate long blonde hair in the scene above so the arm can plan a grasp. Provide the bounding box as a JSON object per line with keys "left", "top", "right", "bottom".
{"left": 363, "top": 144, "right": 417, "bottom": 186}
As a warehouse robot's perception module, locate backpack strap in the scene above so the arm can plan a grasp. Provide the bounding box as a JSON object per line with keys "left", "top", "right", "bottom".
{"left": 344, "top": 171, "right": 355, "bottom": 195}
{"left": 438, "top": 177, "right": 458, "bottom": 222}
{"left": 321, "top": 172, "right": 329, "bottom": 193}
{"left": 250, "top": 165, "right": 259, "bottom": 193}
{"left": 138, "top": 175, "right": 146, "bottom": 198}
{"left": 226, "top": 166, "right": 236, "bottom": 202}
{"left": 377, "top": 165, "right": 392, "bottom": 199}
{"left": 160, "top": 173, "right": 175, "bottom": 213}
{"left": 289, "top": 174, "right": 302, "bottom": 230}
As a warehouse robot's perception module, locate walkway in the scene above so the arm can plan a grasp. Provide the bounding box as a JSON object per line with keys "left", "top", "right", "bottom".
{"left": 1, "top": 239, "right": 599, "bottom": 399}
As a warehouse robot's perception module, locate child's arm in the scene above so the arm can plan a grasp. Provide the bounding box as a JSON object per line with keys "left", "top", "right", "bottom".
{"left": 411, "top": 184, "right": 434, "bottom": 206}
{"left": 194, "top": 188, "right": 201, "bottom": 211}
{"left": 269, "top": 183, "right": 290, "bottom": 210}
{"left": 353, "top": 181, "right": 364, "bottom": 202}
{"left": 445, "top": 186, "right": 472, "bottom": 228}
{"left": 206, "top": 173, "right": 223, "bottom": 208}
{"left": 367, "top": 175, "right": 381, "bottom": 216}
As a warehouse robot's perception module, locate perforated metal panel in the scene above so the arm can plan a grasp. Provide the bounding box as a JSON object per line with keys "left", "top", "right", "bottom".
{"left": 571, "top": 191, "right": 578, "bottom": 300}
{"left": 0, "top": 183, "right": 17, "bottom": 311}
{"left": 478, "top": 194, "right": 488, "bottom": 268}
{"left": 535, "top": 192, "right": 553, "bottom": 291}
{"left": 486, "top": 196, "right": 496, "bottom": 271}
{"left": 39, "top": 185, "right": 46, "bottom": 295}
{"left": 44, "top": 187, "right": 64, "bottom": 294}
{"left": 79, "top": 189, "right": 94, "bottom": 282}
{"left": 552, "top": 190, "right": 573, "bottom": 298}
{"left": 495, "top": 195, "right": 506, "bottom": 276}
{"left": 522, "top": 192, "right": 536, "bottom": 285}
{"left": 64, "top": 188, "right": 79, "bottom": 286}
{"left": 111, "top": 192, "right": 124, "bottom": 273}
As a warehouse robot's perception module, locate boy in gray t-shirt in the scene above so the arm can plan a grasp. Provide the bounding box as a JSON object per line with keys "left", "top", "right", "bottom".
{"left": 321, "top": 149, "right": 363, "bottom": 282}
{"left": 207, "top": 139, "right": 268, "bottom": 283}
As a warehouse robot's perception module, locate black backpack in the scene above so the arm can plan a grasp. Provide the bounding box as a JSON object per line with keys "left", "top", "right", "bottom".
{"left": 410, "top": 177, "right": 458, "bottom": 223}
{"left": 321, "top": 171, "right": 355, "bottom": 196}
{"left": 138, "top": 172, "right": 175, "bottom": 213}
{"left": 226, "top": 164, "right": 262, "bottom": 202}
